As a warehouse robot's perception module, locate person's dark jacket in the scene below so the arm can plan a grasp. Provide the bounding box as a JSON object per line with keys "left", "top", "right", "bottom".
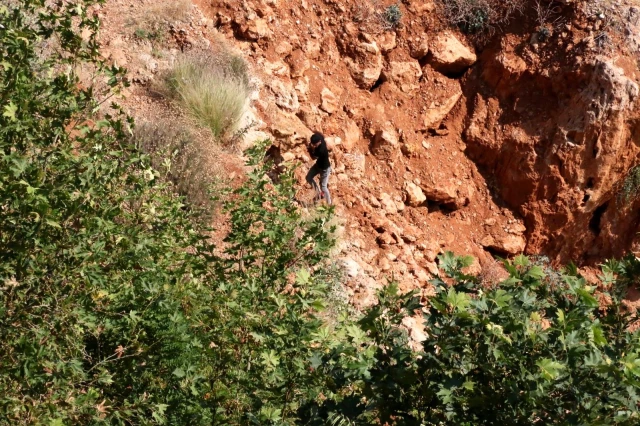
{"left": 309, "top": 141, "right": 331, "bottom": 170}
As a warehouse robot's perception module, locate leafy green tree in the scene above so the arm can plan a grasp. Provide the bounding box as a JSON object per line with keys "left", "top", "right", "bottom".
{"left": 309, "top": 254, "right": 640, "bottom": 425}
{"left": 0, "top": 1, "right": 337, "bottom": 424}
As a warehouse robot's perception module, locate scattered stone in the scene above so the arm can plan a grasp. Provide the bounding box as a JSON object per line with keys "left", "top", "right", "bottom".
{"left": 417, "top": 239, "right": 442, "bottom": 261}
{"left": 410, "top": 39, "right": 429, "bottom": 59}
{"left": 480, "top": 234, "right": 526, "bottom": 255}
{"left": 287, "top": 49, "right": 310, "bottom": 78}
{"left": 269, "top": 109, "right": 313, "bottom": 148}
{"left": 342, "top": 258, "right": 361, "bottom": 277}
{"left": 379, "top": 192, "right": 398, "bottom": 215}
{"left": 404, "top": 182, "right": 427, "bottom": 207}
{"left": 402, "top": 315, "right": 427, "bottom": 352}
{"left": 378, "top": 256, "right": 392, "bottom": 271}
{"left": 406, "top": 0, "right": 435, "bottom": 14}
{"left": 423, "top": 85, "right": 462, "bottom": 129}
{"left": 275, "top": 41, "right": 293, "bottom": 56}
{"left": 342, "top": 153, "right": 366, "bottom": 177}
{"left": 269, "top": 80, "right": 300, "bottom": 112}
{"left": 243, "top": 18, "right": 271, "bottom": 40}
{"left": 371, "top": 122, "right": 399, "bottom": 157}
{"left": 383, "top": 61, "right": 423, "bottom": 93}
{"left": 343, "top": 119, "right": 360, "bottom": 151}
{"left": 377, "top": 31, "right": 397, "bottom": 53}
{"left": 303, "top": 39, "right": 321, "bottom": 59}
{"left": 320, "top": 87, "right": 339, "bottom": 114}
{"left": 345, "top": 40, "right": 383, "bottom": 89}
{"left": 420, "top": 178, "right": 473, "bottom": 210}
{"left": 377, "top": 232, "right": 396, "bottom": 246}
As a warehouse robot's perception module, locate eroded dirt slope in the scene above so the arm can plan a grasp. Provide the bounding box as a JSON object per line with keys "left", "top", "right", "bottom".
{"left": 96, "top": 0, "right": 640, "bottom": 311}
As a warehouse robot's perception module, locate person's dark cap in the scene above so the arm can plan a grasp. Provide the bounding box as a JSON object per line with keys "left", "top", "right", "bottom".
{"left": 310, "top": 132, "right": 324, "bottom": 144}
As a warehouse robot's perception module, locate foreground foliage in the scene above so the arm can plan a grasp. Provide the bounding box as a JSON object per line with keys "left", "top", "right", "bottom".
{"left": 3, "top": 1, "right": 640, "bottom": 425}
{"left": 312, "top": 254, "right": 640, "bottom": 425}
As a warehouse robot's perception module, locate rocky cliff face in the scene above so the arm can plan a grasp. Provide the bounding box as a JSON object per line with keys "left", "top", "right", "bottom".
{"left": 467, "top": 49, "right": 640, "bottom": 264}
{"left": 187, "top": 0, "right": 640, "bottom": 306}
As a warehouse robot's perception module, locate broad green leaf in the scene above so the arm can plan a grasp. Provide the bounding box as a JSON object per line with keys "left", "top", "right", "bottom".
{"left": 537, "top": 358, "right": 565, "bottom": 380}
{"left": 576, "top": 287, "right": 599, "bottom": 308}
{"left": 591, "top": 324, "right": 607, "bottom": 347}
{"left": 513, "top": 254, "right": 530, "bottom": 267}
{"left": 525, "top": 265, "right": 545, "bottom": 280}
{"left": 446, "top": 287, "right": 471, "bottom": 312}
{"left": 3, "top": 101, "right": 17, "bottom": 121}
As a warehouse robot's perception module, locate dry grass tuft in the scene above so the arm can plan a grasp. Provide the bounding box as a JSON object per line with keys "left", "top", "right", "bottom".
{"left": 132, "top": 121, "right": 223, "bottom": 214}
{"left": 161, "top": 52, "right": 251, "bottom": 141}
{"left": 126, "top": 0, "right": 191, "bottom": 41}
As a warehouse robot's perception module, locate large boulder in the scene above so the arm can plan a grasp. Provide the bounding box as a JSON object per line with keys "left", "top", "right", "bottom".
{"left": 342, "top": 119, "right": 361, "bottom": 151}
{"left": 421, "top": 66, "right": 463, "bottom": 129}
{"left": 480, "top": 234, "right": 526, "bottom": 255}
{"left": 286, "top": 49, "right": 311, "bottom": 78}
{"left": 423, "top": 90, "right": 462, "bottom": 129}
{"left": 242, "top": 18, "right": 271, "bottom": 41}
{"left": 428, "top": 32, "right": 477, "bottom": 74}
{"left": 269, "top": 108, "right": 313, "bottom": 148}
{"left": 420, "top": 177, "right": 473, "bottom": 210}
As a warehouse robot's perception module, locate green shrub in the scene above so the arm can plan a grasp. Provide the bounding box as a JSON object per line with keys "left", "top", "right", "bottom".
{"left": 162, "top": 54, "right": 250, "bottom": 140}
{"left": 308, "top": 253, "right": 640, "bottom": 424}
{"left": 0, "top": 1, "right": 335, "bottom": 424}
{"left": 127, "top": 0, "right": 191, "bottom": 42}
{"left": 134, "top": 27, "right": 161, "bottom": 40}
{"left": 4, "top": 2, "right": 640, "bottom": 425}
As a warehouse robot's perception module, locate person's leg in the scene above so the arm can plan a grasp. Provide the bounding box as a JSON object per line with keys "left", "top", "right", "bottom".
{"left": 320, "top": 166, "right": 332, "bottom": 205}
{"left": 305, "top": 164, "right": 321, "bottom": 199}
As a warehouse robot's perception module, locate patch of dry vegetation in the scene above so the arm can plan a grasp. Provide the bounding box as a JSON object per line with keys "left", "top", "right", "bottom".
{"left": 438, "top": 0, "right": 526, "bottom": 34}
{"left": 132, "top": 121, "right": 224, "bottom": 213}
{"left": 126, "top": 0, "right": 191, "bottom": 41}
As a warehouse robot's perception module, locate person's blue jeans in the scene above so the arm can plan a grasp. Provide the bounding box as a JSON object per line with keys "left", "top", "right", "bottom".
{"left": 306, "top": 164, "right": 332, "bottom": 205}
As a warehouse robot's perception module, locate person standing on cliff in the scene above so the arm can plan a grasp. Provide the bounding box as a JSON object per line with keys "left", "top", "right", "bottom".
{"left": 306, "top": 132, "right": 332, "bottom": 205}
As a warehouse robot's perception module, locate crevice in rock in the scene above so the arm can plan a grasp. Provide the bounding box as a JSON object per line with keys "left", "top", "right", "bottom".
{"left": 427, "top": 200, "right": 457, "bottom": 214}
{"left": 418, "top": 53, "right": 431, "bottom": 69}
{"left": 484, "top": 245, "right": 509, "bottom": 259}
{"left": 369, "top": 75, "right": 386, "bottom": 92}
{"left": 589, "top": 202, "right": 609, "bottom": 235}
{"left": 438, "top": 67, "right": 470, "bottom": 80}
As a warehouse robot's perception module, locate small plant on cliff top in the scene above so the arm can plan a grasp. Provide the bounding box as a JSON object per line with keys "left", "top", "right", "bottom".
{"left": 439, "top": 0, "right": 525, "bottom": 34}
{"left": 382, "top": 3, "right": 403, "bottom": 29}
